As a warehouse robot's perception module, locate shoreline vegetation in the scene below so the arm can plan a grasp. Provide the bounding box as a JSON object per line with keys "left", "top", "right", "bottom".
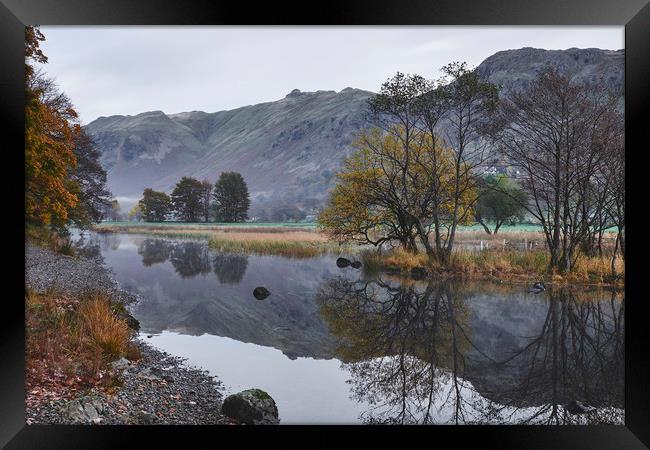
{"left": 25, "top": 241, "right": 232, "bottom": 425}
{"left": 90, "top": 222, "right": 623, "bottom": 287}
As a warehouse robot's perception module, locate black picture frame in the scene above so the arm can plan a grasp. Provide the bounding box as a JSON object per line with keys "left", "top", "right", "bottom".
{"left": 2, "top": 0, "right": 648, "bottom": 447}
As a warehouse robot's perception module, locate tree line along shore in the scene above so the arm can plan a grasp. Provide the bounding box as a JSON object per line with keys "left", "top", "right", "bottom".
{"left": 96, "top": 67, "right": 624, "bottom": 287}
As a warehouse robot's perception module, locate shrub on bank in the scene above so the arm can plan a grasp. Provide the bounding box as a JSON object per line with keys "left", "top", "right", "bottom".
{"left": 26, "top": 289, "right": 140, "bottom": 408}
{"left": 373, "top": 247, "right": 623, "bottom": 286}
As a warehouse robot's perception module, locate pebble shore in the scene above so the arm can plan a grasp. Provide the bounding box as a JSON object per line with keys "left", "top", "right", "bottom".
{"left": 25, "top": 243, "right": 233, "bottom": 425}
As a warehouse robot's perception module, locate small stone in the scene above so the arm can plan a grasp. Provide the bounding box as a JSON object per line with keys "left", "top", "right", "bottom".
{"left": 136, "top": 410, "right": 158, "bottom": 425}
{"left": 253, "top": 287, "right": 270, "bottom": 300}
{"left": 110, "top": 357, "right": 131, "bottom": 371}
{"left": 336, "top": 257, "right": 351, "bottom": 268}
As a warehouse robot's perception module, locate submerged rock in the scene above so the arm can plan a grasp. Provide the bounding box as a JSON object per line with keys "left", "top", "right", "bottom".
{"left": 221, "top": 389, "right": 280, "bottom": 425}
{"left": 253, "top": 286, "right": 271, "bottom": 300}
{"left": 336, "top": 257, "right": 351, "bottom": 268}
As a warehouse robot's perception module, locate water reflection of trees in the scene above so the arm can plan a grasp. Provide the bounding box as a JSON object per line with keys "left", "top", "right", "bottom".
{"left": 136, "top": 238, "right": 248, "bottom": 282}
{"left": 169, "top": 242, "right": 212, "bottom": 278}
{"left": 212, "top": 253, "right": 249, "bottom": 284}
{"left": 316, "top": 279, "right": 624, "bottom": 425}
{"left": 485, "top": 289, "right": 624, "bottom": 425}
{"left": 73, "top": 232, "right": 102, "bottom": 260}
{"left": 138, "top": 239, "right": 173, "bottom": 266}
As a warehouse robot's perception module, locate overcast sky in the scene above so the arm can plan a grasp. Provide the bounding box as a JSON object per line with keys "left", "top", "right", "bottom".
{"left": 38, "top": 26, "right": 623, "bottom": 125}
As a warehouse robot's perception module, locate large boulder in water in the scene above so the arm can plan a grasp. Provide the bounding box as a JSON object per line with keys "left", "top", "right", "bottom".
{"left": 253, "top": 287, "right": 270, "bottom": 300}
{"left": 221, "top": 389, "right": 280, "bottom": 425}
{"left": 336, "top": 257, "right": 351, "bottom": 268}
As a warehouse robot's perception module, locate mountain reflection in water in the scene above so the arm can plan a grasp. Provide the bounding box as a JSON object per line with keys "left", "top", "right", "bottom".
{"left": 78, "top": 233, "right": 624, "bottom": 424}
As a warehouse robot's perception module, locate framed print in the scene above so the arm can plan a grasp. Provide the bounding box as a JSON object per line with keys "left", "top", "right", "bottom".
{"left": 1, "top": 0, "right": 649, "bottom": 447}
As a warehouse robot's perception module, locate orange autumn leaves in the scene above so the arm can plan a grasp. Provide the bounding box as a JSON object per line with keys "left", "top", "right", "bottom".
{"left": 25, "top": 26, "right": 80, "bottom": 228}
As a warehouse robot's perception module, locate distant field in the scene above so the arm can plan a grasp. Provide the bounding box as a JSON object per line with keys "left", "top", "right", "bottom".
{"left": 95, "top": 221, "right": 618, "bottom": 233}
{"left": 99, "top": 221, "right": 318, "bottom": 229}
{"left": 98, "top": 221, "right": 541, "bottom": 230}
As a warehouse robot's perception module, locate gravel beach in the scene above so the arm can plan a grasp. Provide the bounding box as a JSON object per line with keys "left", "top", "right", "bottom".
{"left": 25, "top": 243, "right": 233, "bottom": 425}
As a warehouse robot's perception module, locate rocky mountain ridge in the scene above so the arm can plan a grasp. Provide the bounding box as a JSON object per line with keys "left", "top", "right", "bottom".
{"left": 85, "top": 47, "right": 623, "bottom": 216}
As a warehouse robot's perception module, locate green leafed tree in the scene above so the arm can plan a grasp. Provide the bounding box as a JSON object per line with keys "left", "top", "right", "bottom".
{"left": 200, "top": 179, "right": 213, "bottom": 222}
{"left": 68, "top": 128, "right": 112, "bottom": 227}
{"left": 212, "top": 172, "right": 251, "bottom": 223}
{"left": 171, "top": 176, "right": 204, "bottom": 222}
{"left": 139, "top": 188, "right": 171, "bottom": 222}
{"left": 105, "top": 199, "right": 122, "bottom": 221}
{"left": 474, "top": 175, "right": 528, "bottom": 234}
{"left": 128, "top": 203, "right": 143, "bottom": 222}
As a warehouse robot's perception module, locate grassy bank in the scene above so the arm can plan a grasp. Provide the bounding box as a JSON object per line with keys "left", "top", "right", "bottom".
{"left": 208, "top": 231, "right": 351, "bottom": 258}
{"left": 361, "top": 247, "right": 624, "bottom": 287}
{"left": 91, "top": 221, "right": 622, "bottom": 285}
{"left": 26, "top": 289, "right": 140, "bottom": 409}
{"left": 93, "top": 222, "right": 353, "bottom": 257}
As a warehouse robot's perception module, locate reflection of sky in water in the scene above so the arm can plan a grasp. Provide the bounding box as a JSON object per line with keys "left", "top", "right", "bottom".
{"left": 143, "top": 331, "right": 367, "bottom": 424}
{"left": 84, "top": 233, "right": 624, "bottom": 425}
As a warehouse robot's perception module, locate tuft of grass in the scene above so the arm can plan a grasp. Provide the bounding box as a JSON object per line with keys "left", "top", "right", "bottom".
{"left": 26, "top": 289, "right": 136, "bottom": 409}
{"left": 360, "top": 250, "right": 382, "bottom": 275}
{"left": 77, "top": 295, "right": 131, "bottom": 359}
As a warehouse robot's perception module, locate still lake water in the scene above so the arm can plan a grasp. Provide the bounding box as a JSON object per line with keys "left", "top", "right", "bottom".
{"left": 75, "top": 232, "right": 624, "bottom": 425}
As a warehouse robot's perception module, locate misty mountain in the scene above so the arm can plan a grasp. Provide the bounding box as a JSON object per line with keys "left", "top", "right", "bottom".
{"left": 85, "top": 47, "right": 623, "bottom": 216}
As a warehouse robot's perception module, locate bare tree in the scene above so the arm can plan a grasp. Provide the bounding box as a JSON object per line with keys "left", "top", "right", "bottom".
{"left": 492, "top": 69, "right": 621, "bottom": 273}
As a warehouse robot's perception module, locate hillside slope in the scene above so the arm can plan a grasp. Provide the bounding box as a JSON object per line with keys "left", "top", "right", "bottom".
{"left": 85, "top": 47, "right": 623, "bottom": 216}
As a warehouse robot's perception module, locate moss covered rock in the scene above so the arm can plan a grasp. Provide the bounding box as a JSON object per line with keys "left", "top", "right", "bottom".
{"left": 221, "top": 388, "right": 279, "bottom": 425}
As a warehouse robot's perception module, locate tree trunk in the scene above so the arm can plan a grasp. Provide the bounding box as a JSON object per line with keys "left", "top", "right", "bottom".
{"left": 493, "top": 221, "right": 503, "bottom": 235}
{"left": 415, "top": 220, "right": 435, "bottom": 257}
{"left": 477, "top": 219, "right": 492, "bottom": 235}
{"left": 611, "top": 231, "right": 620, "bottom": 279}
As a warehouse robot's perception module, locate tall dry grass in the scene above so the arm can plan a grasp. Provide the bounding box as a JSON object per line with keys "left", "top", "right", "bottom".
{"left": 26, "top": 289, "right": 139, "bottom": 406}
{"left": 208, "top": 231, "right": 348, "bottom": 258}
{"left": 76, "top": 294, "right": 132, "bottom": 359}
{"left": 367, "top": 247, "right": 624, "bottom": 286}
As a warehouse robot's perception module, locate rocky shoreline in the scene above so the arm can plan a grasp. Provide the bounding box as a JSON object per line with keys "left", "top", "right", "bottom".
{"left": 25, "top": 243, "right": 234, "bottom": 425}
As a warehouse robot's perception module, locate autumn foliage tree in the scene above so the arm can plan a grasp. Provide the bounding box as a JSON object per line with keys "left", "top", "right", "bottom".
{"left": 25, "top": 26, "right": 110, "bottom": 231}
{"left": 25, "top": 27, "right": 79, "bottom": 228}
{"left": 318, "top": 127, "right": 475, "bottom": 252}
{"left": 320, "top": 65, "right": 494, "bottom": 263}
